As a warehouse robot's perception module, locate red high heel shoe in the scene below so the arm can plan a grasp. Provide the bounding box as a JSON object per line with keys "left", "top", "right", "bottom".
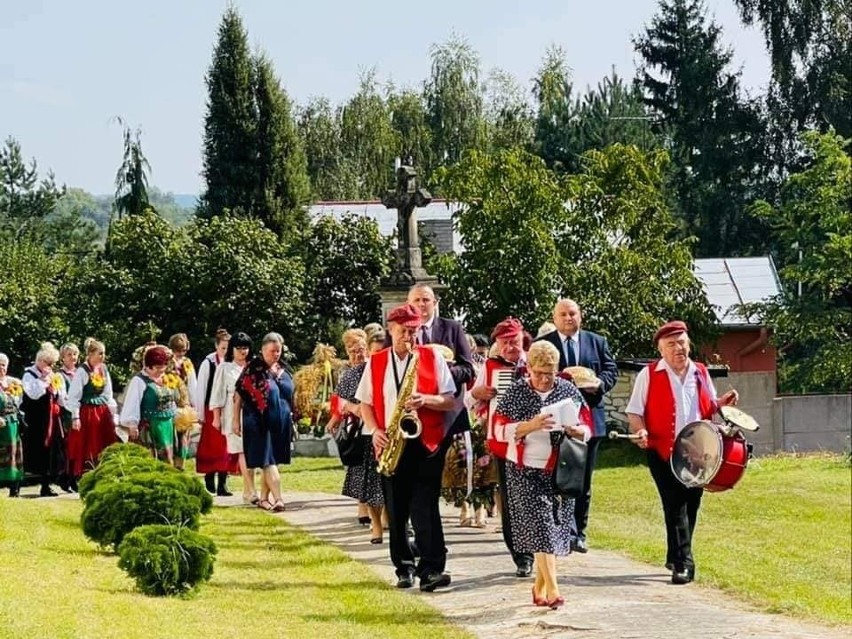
{"left": 531, "top": 587, "right": 547, "bottom": 606}
{"left": 546, "top": 596, "right": 565, "bottom": 610}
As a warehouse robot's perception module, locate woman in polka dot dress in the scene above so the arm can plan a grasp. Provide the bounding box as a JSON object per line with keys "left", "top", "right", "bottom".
{"left": 493, "top": 340, "right": 592, "bottom": 609}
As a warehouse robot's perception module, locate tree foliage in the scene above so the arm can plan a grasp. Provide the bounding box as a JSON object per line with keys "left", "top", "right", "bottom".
{"left": 338, "top": 71, "right": 398, "bottom": 199}
{"left": 296, "top": 214, "right": 393, "bottom": 356}
{"left": 635, "top": 0, "right": 771, "bottom": 257}
{"left": 113, "top": 118, "right": 151, "bottom": 218}
{"left": 431, "top": 146, "right": 714, "bottom": 356}
{"left": 0, "top": 137, "right": 65, "bottom": 242}
{"left": 199, "top": 7, "right": 257, "bottom": 219}
{"left": 253, "top": 54, "right": 311, "bottom": 236}
{"left": 744, "top": 131, "right": 851, "bottom": 392}
{"left": 0, "top": 242, "right": 69, "bottom": 370}
{"left": 484, "top": 68, "right": 535, "bottom": 152}
{"left": 733, "top": 0, "right": 851, "bottom": 140}
{"left": 425, "top": 34, "right": 485, "bottom": 170}
{"left": 532, "top": 46, "right": 576, "bottom": 173}
{"left": 60, "top": 210, "right": 306, "bottom": 384}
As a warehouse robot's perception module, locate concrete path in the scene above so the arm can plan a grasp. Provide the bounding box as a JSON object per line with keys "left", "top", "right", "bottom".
{"left": 252, "top": 491, "right": 847, "bottom": 639}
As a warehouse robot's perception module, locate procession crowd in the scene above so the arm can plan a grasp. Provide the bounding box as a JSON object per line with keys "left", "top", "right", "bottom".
{"left": 0, "top": 283, "right": 739, "bottom": 608}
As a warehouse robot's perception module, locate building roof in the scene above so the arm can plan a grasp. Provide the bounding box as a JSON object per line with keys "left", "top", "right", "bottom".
{"left": 694, "top": 257, "right": 782, "bottom": 326}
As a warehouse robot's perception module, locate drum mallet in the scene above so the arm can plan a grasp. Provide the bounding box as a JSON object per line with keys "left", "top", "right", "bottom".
{"left": 608, "top": 431, "right": 642, "bottom": 441}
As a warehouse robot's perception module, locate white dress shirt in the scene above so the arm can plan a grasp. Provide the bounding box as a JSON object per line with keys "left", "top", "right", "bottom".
{"left": 626, "top": 359, "right": 719, "bottom": 435}
{"left": 355, "top": 349, "right": 455, "bottom": 434}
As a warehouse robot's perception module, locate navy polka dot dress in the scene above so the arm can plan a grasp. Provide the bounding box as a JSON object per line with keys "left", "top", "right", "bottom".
{"left": 338, "top": 363, "right": 383, "bottom": 507}
{"left": 495, "top": 378, "right": 586, "bottom": 555}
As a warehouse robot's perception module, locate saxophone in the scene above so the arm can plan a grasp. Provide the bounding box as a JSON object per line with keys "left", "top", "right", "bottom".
{"left": 376, "top": 345, "right": 423, "bottom": 477}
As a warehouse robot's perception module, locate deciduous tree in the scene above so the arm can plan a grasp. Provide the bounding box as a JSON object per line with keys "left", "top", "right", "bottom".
{"left": 744, "top": 131, "right": 851, "bottom": 392}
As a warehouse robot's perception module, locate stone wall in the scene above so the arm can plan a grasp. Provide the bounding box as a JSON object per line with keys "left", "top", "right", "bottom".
{"left": 773, "top": 394, "right": 852, "bottom": 454}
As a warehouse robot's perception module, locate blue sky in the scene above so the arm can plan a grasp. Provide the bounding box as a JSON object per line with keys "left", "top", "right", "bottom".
{"left": 0, "top": 0, "right": 769, "bottom": 195}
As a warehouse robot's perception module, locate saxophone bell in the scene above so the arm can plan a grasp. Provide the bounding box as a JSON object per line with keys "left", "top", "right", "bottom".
{"left": 399, "top": 410, "right": 422, "bottom": 439}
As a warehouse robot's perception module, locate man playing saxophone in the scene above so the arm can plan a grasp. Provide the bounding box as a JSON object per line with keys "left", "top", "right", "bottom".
{"left": 356, "top": 303, "right": 457, "bottom": 592}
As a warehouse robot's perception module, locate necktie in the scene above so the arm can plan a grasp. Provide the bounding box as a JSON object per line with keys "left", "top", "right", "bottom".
{"left": 566, "top": 338, "right": 577, "bottom": 366}
{"left": 420, "top": 325, "right": 429, "bottom": 345}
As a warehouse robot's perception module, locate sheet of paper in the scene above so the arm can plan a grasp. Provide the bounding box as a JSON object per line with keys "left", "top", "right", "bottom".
{"left": 539, "top": 398, "right": 580, "bottom": 431}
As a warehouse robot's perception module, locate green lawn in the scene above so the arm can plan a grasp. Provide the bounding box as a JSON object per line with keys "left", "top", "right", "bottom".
{"left": 590, "top": 444, "right": 852, "bottom": 626}
{"left": 0, "top": 485, "right": 472, "bottom": 639}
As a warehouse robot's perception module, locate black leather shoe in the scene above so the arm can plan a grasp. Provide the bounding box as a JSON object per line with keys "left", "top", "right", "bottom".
{"left": 396, "top": 573, "right": 415, "bottom": 589}
{"left": 419, "top": 572, "right": 451, "bottom": 592}
{"left": 39, "top": 485, "right": 57, "bottom": 497}
{"left": 671, "top": 568, "right": 694, "bottom": 585}
{"left": 515, "top": 562, "right": 533, "bottom": 578}
{"left": 572, "top": 538, "right": 588, "bottom": 553}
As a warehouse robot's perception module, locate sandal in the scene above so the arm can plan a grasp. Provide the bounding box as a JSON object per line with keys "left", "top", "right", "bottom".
{"left": 272, "top": 500, "right": 286, "bottom": 513}
{"left": 257, "top": 499, "right": 274, "bottom": 512}
{"left": 459, "top": 517, "right": 473, "bottom": 527}
{"left": 370, "top": 537, "right": 383, "bottom": 544}
{"left": 243, "top": 494, "right": 260, "bottom": 505}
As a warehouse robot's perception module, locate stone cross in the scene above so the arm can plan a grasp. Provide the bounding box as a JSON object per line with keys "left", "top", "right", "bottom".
{"left": 381, "top": 165, "right": 433, "bottom": 283}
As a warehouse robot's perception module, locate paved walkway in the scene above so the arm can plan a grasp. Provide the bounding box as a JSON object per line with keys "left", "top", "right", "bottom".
{"left": 246, "top": 491, "right": 846, "bottom": 639}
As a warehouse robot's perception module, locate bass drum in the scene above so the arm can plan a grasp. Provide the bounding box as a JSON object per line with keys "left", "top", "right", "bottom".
{"left": 670, "top": 421, "right": 749, "bottom": 492}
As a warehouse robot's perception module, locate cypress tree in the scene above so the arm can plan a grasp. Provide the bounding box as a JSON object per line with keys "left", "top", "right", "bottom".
{"left": 253, "top": 54, "right": 311, "bottom": 237}
{"left": 199, "top": 7, "right": 257, "bottom": 218}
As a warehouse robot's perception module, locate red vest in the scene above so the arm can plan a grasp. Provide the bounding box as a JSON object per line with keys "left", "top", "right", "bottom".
{"left": 369, "top": 346, "right": 445, "bottom": 452}
{"left": 644, "top": 360, "right": 716, "bottom": 460}
{"left": 484, "top": 358, "right": 512, "bottom": 459}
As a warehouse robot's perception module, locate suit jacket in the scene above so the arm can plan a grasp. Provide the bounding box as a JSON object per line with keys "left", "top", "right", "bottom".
{"left": 535, "top": 329, "right": 618, "bottom": 437}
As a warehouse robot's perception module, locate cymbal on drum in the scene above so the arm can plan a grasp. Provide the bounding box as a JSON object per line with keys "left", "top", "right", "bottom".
{"left": 718, "top": 406, "right": 760, "bottom": 432}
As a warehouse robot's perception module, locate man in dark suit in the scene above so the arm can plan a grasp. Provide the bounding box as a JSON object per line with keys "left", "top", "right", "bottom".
{"left": 536, "top": 298, "right": 618, "bottom": 552}
{"left": 407, "top": 285, "right": 476, "bottom": 421}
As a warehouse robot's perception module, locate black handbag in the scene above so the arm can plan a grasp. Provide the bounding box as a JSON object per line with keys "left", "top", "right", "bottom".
{"left": 553, "top": 435, "right": 588, "bottom": 498}
{"left": 335, "top": 416, "right": 364, "bottom": 466}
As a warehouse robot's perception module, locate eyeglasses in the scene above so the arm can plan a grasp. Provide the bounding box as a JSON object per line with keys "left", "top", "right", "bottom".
{"left": 530, "top": 369, "right": 555, "bottom": 379}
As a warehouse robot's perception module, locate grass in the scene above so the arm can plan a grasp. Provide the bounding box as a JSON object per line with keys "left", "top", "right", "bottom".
{"left": 0, "top": 481, "right": 473, "bottom": 639}
{"left": 590, "top": 443, "right": 852, "bottom": 626}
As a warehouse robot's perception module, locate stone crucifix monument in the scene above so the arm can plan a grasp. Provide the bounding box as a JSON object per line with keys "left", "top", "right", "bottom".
{"left": 378, "top": 164, "right": 442, "bottom": 318}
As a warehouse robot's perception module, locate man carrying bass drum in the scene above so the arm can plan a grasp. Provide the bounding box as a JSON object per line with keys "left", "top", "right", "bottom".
{"left": 625, "top": 321, "right": 739, "bottom": 585}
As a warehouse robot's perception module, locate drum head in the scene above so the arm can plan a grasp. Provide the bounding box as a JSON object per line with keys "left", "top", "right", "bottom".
{"left": 671, "top": 421, "right": 722, "bottom": 488}
{"left": 719, "top": 406, "right": 760, "bottom": 432}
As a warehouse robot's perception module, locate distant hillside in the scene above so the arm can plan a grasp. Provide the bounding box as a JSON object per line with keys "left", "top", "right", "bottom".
{"left": 172, "top": 194, "right": 199, "bottom": 209}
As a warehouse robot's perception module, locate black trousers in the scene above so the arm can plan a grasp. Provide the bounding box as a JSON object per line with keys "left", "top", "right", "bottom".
{"left": 647, "top": 450, "right": 703, "bottom": 571}
{"left": 496, "top": 457, "right": 533, "bottom": 568}
{"left": 572, "top": 435, "right": 604, "bottom": 540}
{"left": 381, "top": 438, "right": 448, "bottom": 578}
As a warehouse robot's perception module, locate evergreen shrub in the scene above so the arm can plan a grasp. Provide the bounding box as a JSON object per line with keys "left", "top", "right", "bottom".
{"left": 80, "top": 473, "right": 206, "bottom": 549}
{"left": 118, "top": 524, "right": 218, "bottom": 596}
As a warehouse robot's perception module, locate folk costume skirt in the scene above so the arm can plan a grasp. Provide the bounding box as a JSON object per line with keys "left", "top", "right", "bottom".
{"left": 66, "top": 403, "right": 116, "bottom": 477}
{"left": 196, "top": 409, "right": 238, "bottom": 474}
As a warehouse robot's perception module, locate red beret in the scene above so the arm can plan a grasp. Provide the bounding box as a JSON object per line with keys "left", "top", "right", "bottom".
{"left": 654, "top": 320, "right": 688, "bottom": 343}
{"left": 143, "top": 345, "right": 171, "bottom": 368}
{"left": 387, "top": 303, "right": 422, "bottom": 328}
{"left": 491, "top": 317, "right": 524, "bottom": 341}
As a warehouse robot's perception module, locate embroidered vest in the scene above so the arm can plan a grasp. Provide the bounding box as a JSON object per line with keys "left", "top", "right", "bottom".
{"left": 369, "top": 346, "right": 444, "bottom": 452}
{"left": 81, "top": 363, "right": 109, "bottom": 405}
{"left": 139, "top": 374, "right": 178, "bottom": 421}
{"left": 644, "top": 361, "right": 716, "bottom": 461}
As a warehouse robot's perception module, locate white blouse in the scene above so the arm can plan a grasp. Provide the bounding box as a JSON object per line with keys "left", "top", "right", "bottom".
{"left": 22, "top": 366, "right": 67, "bottom": 406}
{"left": 209, "top": 361, "right": 243, "bottom": 435}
